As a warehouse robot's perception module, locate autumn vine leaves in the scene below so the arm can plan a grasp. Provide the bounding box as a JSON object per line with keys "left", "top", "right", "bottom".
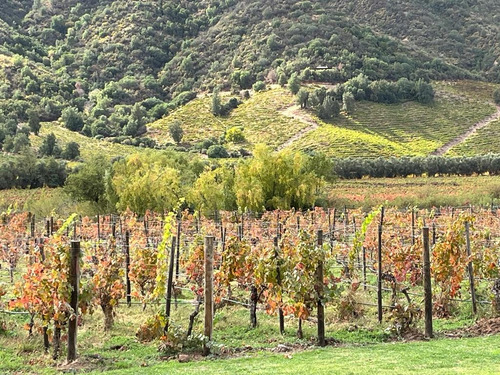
{"left": 0, "top": 206, "right": 500, "bottom": 355}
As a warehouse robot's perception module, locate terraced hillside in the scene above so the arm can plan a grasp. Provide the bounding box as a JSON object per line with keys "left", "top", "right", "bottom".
{"left": 448, "top": 118, "right": 500, "bottom": 156}
{"left": 150, "top": 81, "right": 499, "bottom": 158}
{"left": 287, "top": 81, "right": 498, "bottom": 157}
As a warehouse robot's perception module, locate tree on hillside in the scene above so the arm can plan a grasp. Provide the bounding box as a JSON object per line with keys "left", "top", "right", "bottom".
{"left": 61, "top": 142, "right": 80, "bottom": 160}
{"left": 168, "top": 121, "right": 184, "bottom": 144}
{"left": 278, "top": 72, "right": 287, "bottom": 87}
{"left": 415, "top": 79, "right": 434, "bottom": 104}
{"left": 297, "top": 88, "right": 309, "bottom": 109}
{"left": 61, "top": 107, "right": 84, "bottom": 131}
{"left": 288, "top": 73, "right": 301, "bottom": 95}
{"left": 318, "top": 96, "right": 340, "bottom": 120}
{"left": 494, "top": 88, "right": 500, "bottom": 105}
{"left": 342, "top": 92, "right": 355, "bottom": 113}
{"left": 27, "top": 109, "right": 41, "bottom": 135}
{"left": 211, "top": 86, "right": 222, "bottom": 116}
{"left": 39, "top": 133, "right": 61, "bottom": 157}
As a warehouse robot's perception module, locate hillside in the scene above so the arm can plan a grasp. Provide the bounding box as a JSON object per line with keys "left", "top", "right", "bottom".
{"left": 149, "top": 80, "right": 500, "bottom": 158}
{"left": 0, "top": 0, "right": 499, "bottom": 161}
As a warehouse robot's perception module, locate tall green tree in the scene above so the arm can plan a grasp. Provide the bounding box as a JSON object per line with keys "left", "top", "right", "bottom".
{"left": 112, "top": 152, "right": 182, "bottom": 215}
{"left": 234, "top": 145, "right": 324, "bottom": 211}
{"left": 288, "top": 73, "right": 301, "bottom": 95}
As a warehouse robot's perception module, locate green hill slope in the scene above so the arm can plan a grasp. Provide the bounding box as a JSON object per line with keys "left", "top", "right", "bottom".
{"left": 149, "top": 81, "right": 500, "bottom": 158}
{"left": 0, "top": 0, "right": 499, "bottom": 160}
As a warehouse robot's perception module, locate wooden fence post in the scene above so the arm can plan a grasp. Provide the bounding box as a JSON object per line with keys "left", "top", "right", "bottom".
{"left": 125, "top": 231, "right": 131, "bottom": 308}
{"left": 30, "top": 214, "right": 35, "bottom": 238}
{"left": 316, "top": 230, "right": 326, "bottom": 347}
{"left": 164, "top": 236, "right": 177, "bottom": 332}
{"left": 67, "top": 241, "right": 80, "bottom": 362}
{"left": 423, "top": 227, "right": 433, "bottom": 338}
{"left": 362, "top": 246, "right": 367, "bottom": 291}
{"left": 274, "top": 236, "right": 285, "bottom": 335}
{"left": 377, "top": 224, "right": 383, "bottom": 324}
{"left": 465, "top": 222, "right": 477, "bottom": 315}
{"left": 176, "top": 220, "right": 181, "bottom": 281}
{"left": 203, "top": 236, "right": 214, "bottom": 356}
{"left": 97, "top": 214, "right": 100, "bottom": 240}
{"left": 411, "top": 208, "right": 415, "bottom": 245}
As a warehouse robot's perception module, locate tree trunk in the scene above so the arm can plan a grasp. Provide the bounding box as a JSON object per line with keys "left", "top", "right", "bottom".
{"left": 53, "top": 323, "right": 61, "bottom": 360}
{"left": 187, "top": 295, "right": 202, "bottom": 337}
{"left": 43, "top": 326, "right": 50, "bottom": 353}
{"left": 250, "top": 286, "right": 258, "bottom": 328}
{"left": 297, "top": 318, "right": 303, "bottom": 339}
{"left": 102, "top": 304, "right": 114, "bottom": 331}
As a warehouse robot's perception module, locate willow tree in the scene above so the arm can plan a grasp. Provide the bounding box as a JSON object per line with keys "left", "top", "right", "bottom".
{"left": 112, "top": 152, "right": 182, "bottom": 215}
{"left": 234, "top": 145, "right": 324, "bottom": 211}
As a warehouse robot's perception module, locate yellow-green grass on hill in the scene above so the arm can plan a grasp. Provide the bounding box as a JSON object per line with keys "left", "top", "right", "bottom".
{"left": 30, "top": 122, "right": 141, "bottom": 162}
{"left": 290, "top": 80, "right": 497, "bottom": 157}
{"left": 448, "top": 119, "right": 500, "bottom": 156}
{"left": 148, "top": 87, "right": 309, "bottom": 149}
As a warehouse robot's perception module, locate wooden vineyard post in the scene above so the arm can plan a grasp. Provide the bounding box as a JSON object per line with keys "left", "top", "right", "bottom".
{"left": 316, "top": 230, "right": 326, "bottom": 347}
{"left": 274, "top": 236, "right": 285, "bottom": 335}
{"left": 50, "top": 216, "right": 54, "bottom": 236}
{"left": 164, "top": 236, "right": 177, "bottom": 332}
{"left": 30, "top": 214, "right": 35, "bottom": 238}
{"left": 97, "top": 214, "right": 100, "bottom": 240}
{"left": 465, "top": 222, "right": 477, "bottom": 315}
{"left": 46, "top": 219, "right": 50, "bottom": 237}
{"left": 362, "top": 246, "right": 367, "bottom": 291}
{"left": 125, "top": 231, "right": 131, "bottom": 308}
{"left": 377, "top": 223, "right": 383, "bottom": 324}
{"left": 423, "top": 227, "right": 433, "bottom": 338}
{"left": 203, "top": 236, "right": 214, "bottom": 356}
{"left": 411, "top": 208, "right": 415, "bottom": 245}
{"left": 67, "top": 241, "right": 80, "bottom": 362}
{"left": 176, "top": 220, "right": 181, "bottom": 281}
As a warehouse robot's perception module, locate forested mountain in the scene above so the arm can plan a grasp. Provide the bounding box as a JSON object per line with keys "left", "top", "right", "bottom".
{"left": 0, "top": 0, "right": 498, "bottom": 147}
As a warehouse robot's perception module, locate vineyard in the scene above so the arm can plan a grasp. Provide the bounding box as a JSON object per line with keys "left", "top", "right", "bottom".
{"left": 1, "top": 206, "right": 500, "bottom": 370}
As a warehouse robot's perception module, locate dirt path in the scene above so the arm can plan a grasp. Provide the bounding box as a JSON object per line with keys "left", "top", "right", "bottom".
{"left": 277, "top": 105, "right": 319, "bottom": 151}
{"left": 431, "top": 105, "right": 500, "bottom": 155}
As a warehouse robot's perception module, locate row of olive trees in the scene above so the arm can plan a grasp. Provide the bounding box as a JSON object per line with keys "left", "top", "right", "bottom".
{"left": 334, "top": 154, "right": 500, "bottom": 179}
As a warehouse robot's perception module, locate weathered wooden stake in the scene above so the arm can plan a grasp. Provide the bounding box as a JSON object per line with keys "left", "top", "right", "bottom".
{"left": 377, "top": 224, "right": 383, "bottom": 324}
{"left": 97, "top": 214, "right": 100, "bottom": 240}
{"left": 423, "top": 227, "right": 433, "bottom": 338}
{"left": 465, "top": 222, "right": 477, "bottom": 315}
{"left": 316, "top": 230, "right": 326, "bottom": 347}
{"left": 176, "top": 221, "right": 181, "bottom": 280}
{"left": 203, "top": 236, "right": 214, "bottom": 356}
{"left": 125, "top": 231, "right": 131, "bottom": 308}
{"left": 274, "top": 236, "right": 285, "bottom": 335}
{"left": 411, "top": 208, "right": 415, "bottom": 245}
{"left": 164, "top": 236, "right": 177, "bottom": 332}
{"left": 362, "top": 246, "right": 367, "bottom": 291}
{"left": 67, "top": 241, "right": 80, "bottom": 362}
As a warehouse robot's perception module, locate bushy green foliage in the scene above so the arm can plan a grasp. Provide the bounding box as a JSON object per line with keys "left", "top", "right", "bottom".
{"left": 234, "top": 144, "right": 326, "bottom": 211}
{"left": 493, "top": 88, "right": 500, "bottom": 105}
{"left": 207, "top": 144, "right": 229, "bottom": 158}
{"left": 225, "top": 126, "right": 246, "bottom": 143}
{"left": 168, "top": 121, "right": 184, "bottom": 144}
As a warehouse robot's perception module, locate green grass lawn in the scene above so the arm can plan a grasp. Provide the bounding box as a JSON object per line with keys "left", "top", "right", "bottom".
{"left": 88, "top": 335, "right": 500, "bottom": 375}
